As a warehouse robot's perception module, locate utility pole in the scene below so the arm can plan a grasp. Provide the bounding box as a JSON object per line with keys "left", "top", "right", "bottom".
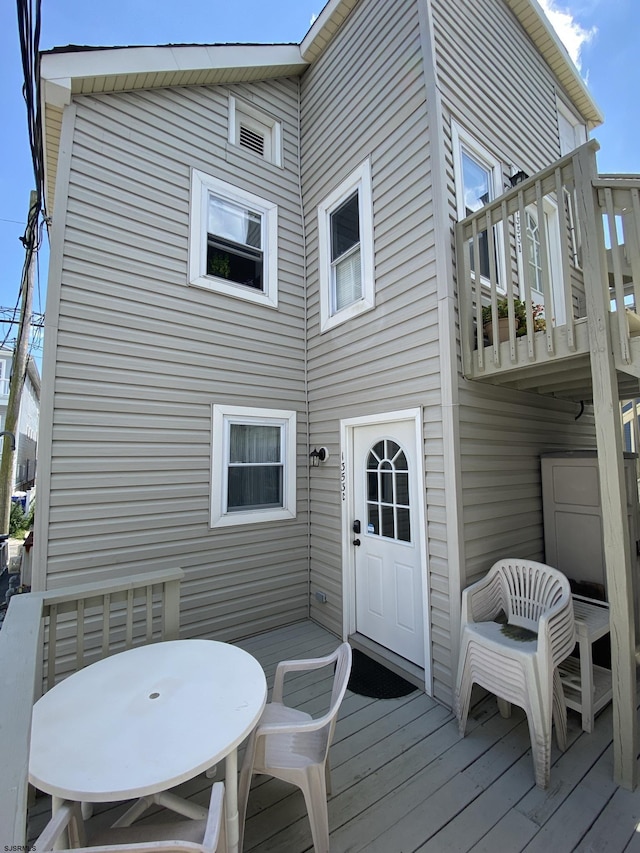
{"left": 0, "top": 190, "right": 38, "bottom": 535}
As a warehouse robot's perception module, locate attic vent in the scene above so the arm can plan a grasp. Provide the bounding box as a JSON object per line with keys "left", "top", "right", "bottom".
{"left": 229, "top": 95, "right": 282, "bottom": 167}
{"left": 239, "top": 124, "right": 266, "bottom": 157}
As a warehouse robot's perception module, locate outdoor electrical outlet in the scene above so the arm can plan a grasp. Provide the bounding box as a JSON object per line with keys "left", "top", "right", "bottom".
{"left": 315, "top": 591, "right": 327, "bottom": 604}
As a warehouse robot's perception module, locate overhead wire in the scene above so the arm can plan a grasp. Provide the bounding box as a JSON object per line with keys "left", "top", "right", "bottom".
{"left": 14, "top": 0, "right": 46, "bottom": 361}
{"left": 0, "top": 298, "right": 23, "bottom": 351}
{"left": 17, "top": 0, "right": 45, "bottom": 212}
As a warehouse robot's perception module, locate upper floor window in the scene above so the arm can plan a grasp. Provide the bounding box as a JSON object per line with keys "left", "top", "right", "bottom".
{"left": 189, "top": 171, "right": 278, "bottom": 308}
{"left": 452, "top": 121, "right": 504, "bottom": 287}
{"left": 211, "top": 404, "right": 296, "bottom": 527}
{"left": 0, "top": 360, "right": 8, "bottom": 397}
{"left": 228, "top": 96, "right": 282, "bottom": 167}
{"left": 557, "top": 99, "right": 587, "bottom": 156}
{"left": 318, "top": 159, "right": 374, "bottom": 332}
{"left": 556, "top": 100, "right": 586, "bottom": 268}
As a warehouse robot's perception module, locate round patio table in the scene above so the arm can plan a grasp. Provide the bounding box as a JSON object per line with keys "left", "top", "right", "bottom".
{"left": 29, "top": 639, "right": 267, "bottom": 853}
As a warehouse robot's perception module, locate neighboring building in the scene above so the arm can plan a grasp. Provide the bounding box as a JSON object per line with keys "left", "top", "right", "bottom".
{"left": 36, "top": 0, "right": 640, "bottom": 782}
{"left": 622, "top": 400, "right": 640, "bottom": 457}
{"left": 16, "top": 358, "right": 40, "bottom": 492}
{"left": 0, "top": 349, "right": 40, "bottom": 493}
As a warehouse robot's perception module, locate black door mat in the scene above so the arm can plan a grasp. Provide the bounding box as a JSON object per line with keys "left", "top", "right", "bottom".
{"left": 347, "top": 649, "right": 417, "bottom": 699}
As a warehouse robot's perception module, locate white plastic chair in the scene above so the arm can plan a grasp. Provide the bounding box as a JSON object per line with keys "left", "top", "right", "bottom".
{"left": 454, "top": 559, "right": 575, "bottom": 788}
{"left": 34, "top": 782, "right": 227, "bottom": 853}
{"left": 238, "top": 642, "right": 352, "bottom": 853}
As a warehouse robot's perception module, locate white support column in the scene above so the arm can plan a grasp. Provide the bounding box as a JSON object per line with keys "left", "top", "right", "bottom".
{"left": 574, "top": 144, "right": 638, "bottom": 790}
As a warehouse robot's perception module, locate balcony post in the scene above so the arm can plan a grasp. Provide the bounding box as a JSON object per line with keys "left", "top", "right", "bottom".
{"left": 573, "top": 143, "right": 638, "bottom": 790}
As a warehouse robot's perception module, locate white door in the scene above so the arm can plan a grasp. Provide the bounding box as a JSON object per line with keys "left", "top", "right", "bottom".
{"left": 519, "top": 200, "right": 566, "bottom": 327}
{"left": 352, "top": 420, "right": 425, "bottom": 666}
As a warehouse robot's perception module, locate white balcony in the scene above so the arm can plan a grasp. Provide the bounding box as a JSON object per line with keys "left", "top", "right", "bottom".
{"left": 457, "top": 141, "right": 640, "bottom": 403}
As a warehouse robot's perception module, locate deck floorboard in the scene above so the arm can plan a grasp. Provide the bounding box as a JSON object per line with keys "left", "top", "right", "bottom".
{"left": 27, "top": 620, "right": 640, "bottom": 853}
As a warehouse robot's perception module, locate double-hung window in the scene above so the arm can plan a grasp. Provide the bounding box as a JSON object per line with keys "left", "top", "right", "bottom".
{"left": 207, "top": 196, "right": 263, "bottom": 290}
{"left": 557, "top": 99, "right": 587, "bottom": 269}
{"left": 211, "top": 404, "right": 296, "bottom": 527}
{"left": 189, "top": 171, "right": 278, "bottom": 308}
{"left": 318, "top": 159, "right": 374, "bottom": 332}
{"left": 452, "top": 122, "right": 504, "bottom": 288}
{"left": 557, "top": 99, "right": 587, "bottom": 156}
{"left": 0, "top": 360, "right": 8, "bottom": 397}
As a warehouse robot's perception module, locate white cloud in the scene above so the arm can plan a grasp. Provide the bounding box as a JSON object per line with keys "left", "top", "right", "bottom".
{"left": 537, "top": 0, "right": 597, "bottom": 69}
{"left": 310, "top": 13, "right": 317, "bottom": 26}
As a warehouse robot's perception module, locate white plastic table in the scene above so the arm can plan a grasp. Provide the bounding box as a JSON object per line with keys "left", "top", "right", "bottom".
{"left": 29, "top": 639, "right": 267, "bottom": 853}
{"left": 558, "top": 597, "right": 612, "bottom": 733}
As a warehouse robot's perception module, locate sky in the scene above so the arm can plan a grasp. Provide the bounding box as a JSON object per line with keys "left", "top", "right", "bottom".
{"left": 0, "top": 0, "right": 638, "bottom": 366}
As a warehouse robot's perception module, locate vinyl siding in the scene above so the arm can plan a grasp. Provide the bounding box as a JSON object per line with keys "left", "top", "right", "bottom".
{"left": 301, "top": 0, "right": 442, "bottom": 657}
{"left": 434, "top": 0, "right": 564, "bottom": 381}
{"left": 459, "top": 384, "right": 597, "bottom": 578}
{"left": 37, "top": 0, "right": 605, "bottom": 711}
{"left": 40, "top": 78, "right": 309, "bottom": 641}
{"left": 425, "top": 383, "right": 597, "bottom": 708}
{"left": 432, "top": 0, "right": 561, "bottom": 173}
{"left": 422, "top": 0, "right": 601, "bottom": 703}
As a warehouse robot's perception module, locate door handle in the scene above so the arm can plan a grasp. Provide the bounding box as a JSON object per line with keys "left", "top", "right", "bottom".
{"left": 353, "top": 538, "right": 361, "bottom": 547}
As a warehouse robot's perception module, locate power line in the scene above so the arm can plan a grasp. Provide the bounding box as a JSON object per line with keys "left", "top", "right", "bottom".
{"left": 0, "top": 298, "right": 23, "bottom": 350}
{"left": 14, "top": 0, "right": 46, "bottom": 349}
{"left": 0, "top": 313, "right": 45, "bottom": 327}
{"left": 16, "top": 0, "right": 45, "bottom": 212}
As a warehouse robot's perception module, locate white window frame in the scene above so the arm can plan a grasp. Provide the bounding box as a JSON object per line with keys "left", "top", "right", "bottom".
{"left": 0, "top": 360, "right": 8, "bottom": 397}
{"left": 189, "top": 170, "right": 278, "bottom": 308}
{"left": 318, "top": 159, "right": 374, "bottom": 333}
{"left": 556, "top": 98, "right": 587, "bottom": 156}
{"left": 452, "top": 121, "right": 506, "bottom": 293}
{"left": 556, "top": 100, "right": 586, "bottom": 269}
{"left": 228, "top": 95, "right": 282, "bottom": 167}
{"left": 211, "top": 404, "right": 296, "bottom": 527}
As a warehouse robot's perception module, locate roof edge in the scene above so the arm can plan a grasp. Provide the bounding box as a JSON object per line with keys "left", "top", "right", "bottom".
{"left": 300, "top": 0, "right": 360, "bottom": 62}
{"left": 40, "top": 43, "right": 308, "bottom": 100}
{"left": 506, "top": 0, "right": 603, "bottom": 127}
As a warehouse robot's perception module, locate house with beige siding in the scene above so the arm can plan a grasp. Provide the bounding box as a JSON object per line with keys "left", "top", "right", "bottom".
{"left": 0, "top": 349, "right": 40, "bottom": 493}
{"left": 36, "top": 0, "right": 640, "bottom": 786}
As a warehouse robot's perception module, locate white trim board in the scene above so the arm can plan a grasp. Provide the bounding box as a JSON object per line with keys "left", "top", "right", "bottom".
{"left": 340, "top": 408, "right": 432, "bottom": 694}
{"left": 41, "top": 44, "right": 307, "bottom": 99}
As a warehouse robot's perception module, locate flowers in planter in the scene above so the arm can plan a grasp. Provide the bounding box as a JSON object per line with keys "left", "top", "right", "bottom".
{"left": 531, "top": 301, "right": 547, "bottom": 333}
{"left": 481, "top": 297, "right": 546, "bottom": 336}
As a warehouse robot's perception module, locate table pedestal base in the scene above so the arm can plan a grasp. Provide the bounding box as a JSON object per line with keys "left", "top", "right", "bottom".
{"left": 109, "top": 751, "right": 240, "bottom": 853}
{"left": 111, "top": 790, "right": 209, "bottom": 828}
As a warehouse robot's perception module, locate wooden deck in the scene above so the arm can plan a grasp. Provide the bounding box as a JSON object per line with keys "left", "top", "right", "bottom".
{"left": 28, "top": 620, "right": 640, "bottom": 852}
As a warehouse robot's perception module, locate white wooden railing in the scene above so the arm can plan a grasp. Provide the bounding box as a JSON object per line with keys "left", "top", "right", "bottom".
{"left": 456, "top": 140, "right": 640, "bottom": 380}
{"left": 0, "top": 567, "right": 184, "bottom": 845}
{"left": 596, "top": 174, "right": 640, "bottom": 365}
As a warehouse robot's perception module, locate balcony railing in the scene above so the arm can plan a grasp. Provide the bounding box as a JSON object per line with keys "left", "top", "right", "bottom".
{"left": 456, "top": 140, "right": 640, "bottom": 394}
{"left": 596, "top": 173, "right": 640, "bottom": 365}
{"left": 0, "top": 567, "right": 184, "bottom": 845}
